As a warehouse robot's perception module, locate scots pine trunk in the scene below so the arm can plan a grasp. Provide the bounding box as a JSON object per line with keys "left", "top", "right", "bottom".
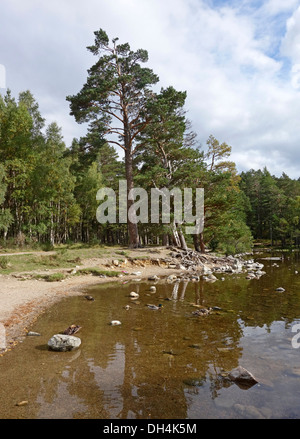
{"left": 67, "top": 29, "right": 159, "bottom": 248}
{"left": 125, "top": 148, "right": 139, "bottom": 247}
{"left": 193, "top": 232, "right": 206, "bottom": 253}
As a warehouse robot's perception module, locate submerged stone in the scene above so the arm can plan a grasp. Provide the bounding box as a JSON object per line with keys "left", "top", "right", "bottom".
{"left": 183, "top": 378, "right": 205, "bottom": 387}
{"left": 228, "top": 366, "right": 258, "bottom": 389}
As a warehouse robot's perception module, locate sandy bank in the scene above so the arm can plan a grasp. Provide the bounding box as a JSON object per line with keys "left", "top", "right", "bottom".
{"left": 0, "top": 247, "right": 246, "bottom": 354}
{"left": 0, "top": 262, "right": 180, "bottom": 354}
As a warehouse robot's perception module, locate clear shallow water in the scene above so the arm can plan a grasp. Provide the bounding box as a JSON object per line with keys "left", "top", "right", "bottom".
{"left": 1, "top": 251, "right": 300, "bottom": 419}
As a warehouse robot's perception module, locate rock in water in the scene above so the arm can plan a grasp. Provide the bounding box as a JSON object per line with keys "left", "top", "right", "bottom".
{"left": 110, "top": 320, "right": 122, "bottom": 325}
{"left": 48, "top": 334, "right": 81, "bottom": 352}
{"left": 228, "top": 366, "right": 258, "bottom": 389}
{"left": 16, "top": 401, "right": 29, "bottom": 407}
{"left": 148, "top": 275, "right": 159, "bottom": 281}
{"left": 129, "top": 291, "right": 139, "bottom": 298}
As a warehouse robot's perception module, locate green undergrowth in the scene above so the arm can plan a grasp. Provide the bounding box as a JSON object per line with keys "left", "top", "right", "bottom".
{"left": 33, "top": 272, "right": 67, "bottom": 282}
{"left": 75, "top": 268, "right": 120, "bottom": 277}
{"left": 24, "top": 268, "right": 120, "bottom": 282}
{"left": 0, "top": 245, "right": 120, "bottom": 275}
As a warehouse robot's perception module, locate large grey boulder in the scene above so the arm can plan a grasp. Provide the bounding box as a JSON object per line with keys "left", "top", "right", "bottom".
{"left": 48, "top": 334, "right": 81, "bottom": 352}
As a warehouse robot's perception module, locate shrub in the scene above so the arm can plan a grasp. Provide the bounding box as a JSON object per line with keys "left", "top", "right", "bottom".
{"left": 43, "top": 272, "right": 66, "bottom": 282}
{"left": 0, "top": 256, "right": 9, "bottom": 269}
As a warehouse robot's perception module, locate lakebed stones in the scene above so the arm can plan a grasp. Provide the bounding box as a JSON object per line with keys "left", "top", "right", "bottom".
{"left": 233, "top": 403, "right": 272, "bottom": 419}
{"left": 48, "top": 334, "right": 81, "bottom": 352}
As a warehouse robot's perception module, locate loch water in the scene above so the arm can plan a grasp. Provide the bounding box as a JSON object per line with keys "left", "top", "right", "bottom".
{"left": 1, "top": 250, "right": 300, "bottom": 419}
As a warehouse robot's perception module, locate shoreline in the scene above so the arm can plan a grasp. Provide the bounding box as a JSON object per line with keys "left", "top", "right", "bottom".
{"left": 0, "top": 247, "right": 251, "bottom": 355}
{"left": 0, "top": 264, "right": 182, "bottom": 355}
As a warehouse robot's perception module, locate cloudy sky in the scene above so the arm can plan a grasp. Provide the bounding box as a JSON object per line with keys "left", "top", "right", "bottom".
{"left": 1, "top": 0, "right": 300, "bottom": 178}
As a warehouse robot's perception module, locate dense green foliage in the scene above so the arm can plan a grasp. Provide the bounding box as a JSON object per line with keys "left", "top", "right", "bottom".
{"left": 0, "top": 29, "right": 298, "bottom": 253}
{"left": 240, "top": 168, "right": 300, "bottom": 247}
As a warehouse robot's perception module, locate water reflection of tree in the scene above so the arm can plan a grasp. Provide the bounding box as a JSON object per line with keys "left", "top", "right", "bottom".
{"left": 11, "top": 257, "right": 300, "bottom": 418}
{"left": 220, "top": 253, "right": 300, "bottom": 329}
{"left": 119, "top": 280, "right": 245, "bottom": 415}
{"left": 71, "top": 262, "right": 300, "bottom": 414}
{"left": 95, "top": 280, "right": 243, "bottom": 415}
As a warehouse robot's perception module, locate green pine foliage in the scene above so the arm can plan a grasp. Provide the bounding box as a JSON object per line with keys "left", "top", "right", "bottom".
{"left": 1, "top": 30, "right": 298, "bottom": 253}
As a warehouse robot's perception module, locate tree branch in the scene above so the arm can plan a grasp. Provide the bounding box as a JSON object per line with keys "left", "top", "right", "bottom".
{"left": 106, "top": 139, "right": 126, "bottom": 151}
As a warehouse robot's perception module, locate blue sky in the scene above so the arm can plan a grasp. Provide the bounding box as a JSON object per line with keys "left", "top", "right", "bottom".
{"left": 1, "top": 0, "right": 300, "bottom": 178}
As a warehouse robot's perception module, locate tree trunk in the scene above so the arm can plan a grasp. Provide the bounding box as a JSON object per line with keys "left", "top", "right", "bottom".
{"left": 50, "top": 203, "right": 55, "bottom": 246}
{"left": 193, "top": 233, "right": 201, "bottom": 252}
{"left": 125, "top": 149, "right": 140, "bottom": 248}
{"left": 177, "top": 225, "right": 188, "bottom": 250}
{"left": 199, "top": 232, "right": 206, "bottom": 253}
{"left": 193, "top": 232, "right": 205, "bottom": 253}
{"left": 162, "top": 233, "right": 169, "bottom": 246}
{"left": 171, "top": 220, "right": 181, "bottom": 247}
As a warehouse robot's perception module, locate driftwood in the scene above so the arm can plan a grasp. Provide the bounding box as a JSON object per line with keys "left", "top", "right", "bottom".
{"left": 62, "top": 324, "right": 82, "bottom": 335}
{"left": 167, "top": 247, "right": 209, "bottom": 270}
{"left": 165, "top": 246, "right": 242, "bottom": 273}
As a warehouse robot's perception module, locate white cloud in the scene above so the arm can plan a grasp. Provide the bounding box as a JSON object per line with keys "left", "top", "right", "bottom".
{"left": 1, "top": 0, "right": 300, "bottom": 178}
{"left": 263, "top": 0, "right": 300, "bottom": 15}
{"left": 281, "top": 6, "right": 300, "bottom": 89}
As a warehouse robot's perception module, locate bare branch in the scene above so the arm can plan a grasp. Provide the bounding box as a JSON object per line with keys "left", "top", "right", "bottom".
{"left": 104, "top": 128, "right": 125, "bottom": 137}
{"left": 105, "top": 109, "right": 124, "bottom": 124}
{"left": 106, "top": 139, "right": 126, "bottom": 151}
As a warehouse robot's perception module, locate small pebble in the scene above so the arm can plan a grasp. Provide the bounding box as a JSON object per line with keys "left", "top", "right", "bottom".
{"left": 16, "top": 401, "right": 28, "bottom": 407}
{"left": 129, "top": 291, "right": 139, "bottom": 298}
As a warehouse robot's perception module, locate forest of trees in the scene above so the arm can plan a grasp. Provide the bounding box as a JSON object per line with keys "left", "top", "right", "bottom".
{"left": 0, "top": 29, "right": 300, "bottom": 254}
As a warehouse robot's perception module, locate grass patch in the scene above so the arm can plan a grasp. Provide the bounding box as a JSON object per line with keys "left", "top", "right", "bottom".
{"left": 128, "top": 255, "right": 150, "bottom": 261}
{"left": 31, "top": 272, "right": 66, "bottom": 282}
{"left": 0, "top": 245, "right": 136, "bottom": 274}
{"left": 0, "top": 256, "right": 10, "bottom": 269}
{"left": 76, "top": 268, "right": 119, "bottom": 277}
{"left": 114, "top": 250, "right": 129, "bottom": 257}
{"left": 44, "top": 272, "right": 66, "bottom": 282}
